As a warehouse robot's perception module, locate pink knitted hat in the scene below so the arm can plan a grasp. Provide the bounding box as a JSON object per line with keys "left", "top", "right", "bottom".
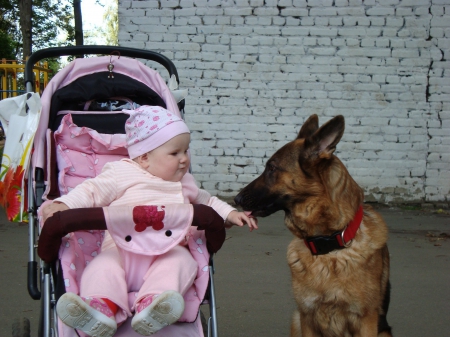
{"left": 124, "top": 105, "right": 190, "bottom": 159}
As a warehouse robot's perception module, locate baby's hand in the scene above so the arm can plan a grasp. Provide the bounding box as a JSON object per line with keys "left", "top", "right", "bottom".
{"left": 225, "top": 210, "right": 258, "bottom": 231}
{"left": 41, "top": 202, "right": 69, "bottom": 223}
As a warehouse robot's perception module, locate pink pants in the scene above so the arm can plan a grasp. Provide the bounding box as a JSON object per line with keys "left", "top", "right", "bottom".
{"left": 79, "top": 244, "right": 198, "bottom": 324}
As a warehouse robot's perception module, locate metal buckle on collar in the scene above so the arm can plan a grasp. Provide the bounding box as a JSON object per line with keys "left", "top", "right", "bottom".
{"left": 340, "top": 226, "right": 353, "bottom": 248}
{"left": 305, "top": 231, "right": 345, "bottom": 255}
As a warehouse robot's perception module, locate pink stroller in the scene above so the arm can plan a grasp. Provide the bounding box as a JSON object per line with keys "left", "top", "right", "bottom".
{"left": 24, "top": 46, "right": 219, "bottom": 337}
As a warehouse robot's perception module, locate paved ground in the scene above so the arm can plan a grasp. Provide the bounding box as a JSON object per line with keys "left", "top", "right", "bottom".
{"left": 1, "top": 205, "right": 449, "bottom": 336}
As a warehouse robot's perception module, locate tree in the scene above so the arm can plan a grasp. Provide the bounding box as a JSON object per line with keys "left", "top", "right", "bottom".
{"left": 102, "top": 0, "right": 118, "bottom": 45}
{"left": 31, "top": 0, "right": 75, "bottom": 51}
{"left": 6, "top": 0, "right": 75, "bottom": 60}
{"left": 0, "top": 0, "right": 20, "bottom": 58}
{"left": 17, "top": 0, "right": 32, "bottom": 58}
{"left": 73, "top": 0, "right": 83, "bottom": 46}
{"left": 0, "top": 31, "right": 16, "bottom": 60}
{"left": 83, "top": 0, "right": 118, "bottom": 46}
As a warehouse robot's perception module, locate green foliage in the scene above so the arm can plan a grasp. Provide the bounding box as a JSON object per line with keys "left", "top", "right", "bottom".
{"left": 0, "top": 0, "right": 20, "bottom": 58}
{"left": 84, "top": 0, "right": 118, "bottom": 46}
{"left": 103, "top": 0, "right": 118, "bottom": 46}
{"left": 32, "top": 0, "right": 75, "bottom": 50}
{"left": 2, "top": 0, "right": 75, "bottom": 60}
{"left": 0, "top": 0, "right": 15, "bottom": 33}
{"left": 0, "top": 31, "right": 16, "bottom": 60}
{"left": 44, "top": 57, "right": 62, "bottom": 80}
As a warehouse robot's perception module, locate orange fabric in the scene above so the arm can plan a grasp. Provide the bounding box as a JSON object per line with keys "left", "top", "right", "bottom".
{"left": 101, "top": 298, "right": 119, "bottom": 315}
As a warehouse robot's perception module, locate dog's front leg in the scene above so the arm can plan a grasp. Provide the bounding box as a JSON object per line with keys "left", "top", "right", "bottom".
{"left": 355, "top": 310, "right": 379, "bottom": 337}
{"left": 290, "top": 310, "right": 302, "bottom": 337}
{"left": 290, "top": 310, "right": 316, "bottom": 337}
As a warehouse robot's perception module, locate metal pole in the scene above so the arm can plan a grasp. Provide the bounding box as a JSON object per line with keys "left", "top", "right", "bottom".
{"left": 208, "top": 264, "right": 218, "bottom": 337}
{"left": 43, "top": 266, "right": 51, "bottom": 337}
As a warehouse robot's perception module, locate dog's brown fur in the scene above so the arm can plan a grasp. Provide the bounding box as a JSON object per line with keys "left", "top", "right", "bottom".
{"left": 235, "top": 115, "right": 392, "bottom": 337}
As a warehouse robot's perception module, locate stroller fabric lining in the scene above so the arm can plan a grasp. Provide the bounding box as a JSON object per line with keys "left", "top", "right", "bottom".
{"left": 54, "top": 113, "right": 128, "bottom": 196}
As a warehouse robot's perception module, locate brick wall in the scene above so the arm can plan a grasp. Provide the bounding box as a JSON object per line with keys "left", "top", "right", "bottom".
{"left": 119, "top": 0, "right": 450, "bottom": 204}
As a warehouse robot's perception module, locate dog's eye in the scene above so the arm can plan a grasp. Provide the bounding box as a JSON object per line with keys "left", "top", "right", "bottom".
{"left": 267, "top": 163, "right": 276, "bottom": 172}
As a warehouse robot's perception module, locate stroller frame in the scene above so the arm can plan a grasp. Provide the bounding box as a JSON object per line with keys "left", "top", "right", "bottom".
{"left": 24, "top": 46, "right": 219, "bottom": 337}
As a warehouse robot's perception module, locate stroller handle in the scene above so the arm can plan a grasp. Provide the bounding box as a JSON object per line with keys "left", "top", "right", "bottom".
{"left": 24, "top": 45, "right": 180, "bottom": 88}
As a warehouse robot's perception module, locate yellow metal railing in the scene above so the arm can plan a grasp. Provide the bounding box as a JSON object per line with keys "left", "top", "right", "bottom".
{"left": 0, "top": 58, "right": 51, "bottom": 99}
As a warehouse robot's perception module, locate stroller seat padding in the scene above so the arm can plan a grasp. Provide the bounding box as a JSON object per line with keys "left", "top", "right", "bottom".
{"left": 55, "top": 113, "right": 128, "bottom": 195}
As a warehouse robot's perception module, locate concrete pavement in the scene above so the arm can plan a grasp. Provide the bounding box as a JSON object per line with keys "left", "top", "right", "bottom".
{"left": 1, "top": 205, "right": 449, "bottom": 336}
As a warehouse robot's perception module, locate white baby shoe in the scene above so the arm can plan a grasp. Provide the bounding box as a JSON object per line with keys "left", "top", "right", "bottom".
{"left": 131, "top": 290, "right": 185, "bottom": 335}
{"left": 56, "top": 292, "right": 117, "bottom": 337}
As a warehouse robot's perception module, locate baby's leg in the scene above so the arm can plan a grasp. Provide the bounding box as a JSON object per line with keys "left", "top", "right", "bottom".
{"left": 136, "top": 245, "right": 197, "bottom": 303}
{"left": 56, "top": 248, "right": 130, "bottom": 336}
{"left": 131, "top": 245, "right": 197, "bottom": 335}
{"left": 80, "top": 247, "right": 131, "bottom": 321}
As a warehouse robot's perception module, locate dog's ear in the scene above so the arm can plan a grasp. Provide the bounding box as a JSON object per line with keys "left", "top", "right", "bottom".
{"left": 297, "top": 114, "right": 319, "bottom": 139}
{"left": 303, "top": 115, "right": 345, "bottom": 160}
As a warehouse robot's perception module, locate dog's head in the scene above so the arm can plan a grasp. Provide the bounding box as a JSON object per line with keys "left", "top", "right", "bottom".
{"left": 235, "top": 115, "right": 363, "bottom": 236}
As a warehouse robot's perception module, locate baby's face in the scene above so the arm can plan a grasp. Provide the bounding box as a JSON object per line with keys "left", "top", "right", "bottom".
{"left": 144, "top": 133, "right": 191, "bottom": 182}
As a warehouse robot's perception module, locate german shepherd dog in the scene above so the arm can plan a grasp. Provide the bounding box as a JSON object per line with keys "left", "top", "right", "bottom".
{"left": 235, "top": 115, "right": 392, "bottom": 337}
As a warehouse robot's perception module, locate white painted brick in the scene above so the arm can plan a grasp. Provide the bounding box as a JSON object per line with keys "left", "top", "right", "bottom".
{"left": 131, "top": 1, "right": 158, "bottom": 8}
{"left": 179, "top": 0, "right": 194, "bottom": 6}
{"left": 225, "top": 7, "right": 253, "bottom": 16}
{"left": 120, "top": 40, "right": 145, "bottom": 48}
{"left": 337, "top": 7, "right": 366, "bottom": 16}
{"left": 280, "top": 8, "right": 308, "bottom": 16}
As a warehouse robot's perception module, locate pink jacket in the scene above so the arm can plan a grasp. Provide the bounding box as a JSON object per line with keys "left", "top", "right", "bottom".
{"left": 55, "top": 158, "right": 233, "bottom": 220}
{"left": 56, "top": 158, "right": 234, "bottom": 251}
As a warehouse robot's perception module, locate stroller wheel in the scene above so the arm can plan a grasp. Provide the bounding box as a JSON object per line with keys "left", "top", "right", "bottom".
{"left": 12, "top": 317, "right": 31, "bottom": 337}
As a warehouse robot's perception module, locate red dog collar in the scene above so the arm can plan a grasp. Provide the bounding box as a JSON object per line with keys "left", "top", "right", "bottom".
{"left": 304, "top": 205, "right": 363, "bottom": 255}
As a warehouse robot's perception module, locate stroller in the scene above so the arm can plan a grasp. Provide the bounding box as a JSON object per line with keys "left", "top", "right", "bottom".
{"left": 23, "top": 46, "right": 219, "bottom": 337}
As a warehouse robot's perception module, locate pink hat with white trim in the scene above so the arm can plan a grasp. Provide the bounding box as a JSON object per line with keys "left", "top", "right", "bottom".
{"left": 124, "top": 105, "right": 190, "bottom": 159}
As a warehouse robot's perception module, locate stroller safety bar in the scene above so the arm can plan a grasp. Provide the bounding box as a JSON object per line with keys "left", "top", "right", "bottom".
{"left": 24, "top": 45, "right": 180, "bottom": 92}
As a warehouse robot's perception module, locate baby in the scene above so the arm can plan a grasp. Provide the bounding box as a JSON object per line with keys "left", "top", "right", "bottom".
{"left": 41, "top": 105, "right": 257, "bottom": 336}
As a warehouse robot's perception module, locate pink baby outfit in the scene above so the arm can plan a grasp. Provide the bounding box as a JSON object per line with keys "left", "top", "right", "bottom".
{"left": 54, "top": 159, "right": 235, "bottom": 325}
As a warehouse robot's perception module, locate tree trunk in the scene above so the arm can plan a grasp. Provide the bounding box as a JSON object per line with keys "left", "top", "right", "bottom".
{"left": 73, "top": 0, "right": 83, "bottom": 46}
{"left": 18, "top": 0, "right": 32, "bottom": 59}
